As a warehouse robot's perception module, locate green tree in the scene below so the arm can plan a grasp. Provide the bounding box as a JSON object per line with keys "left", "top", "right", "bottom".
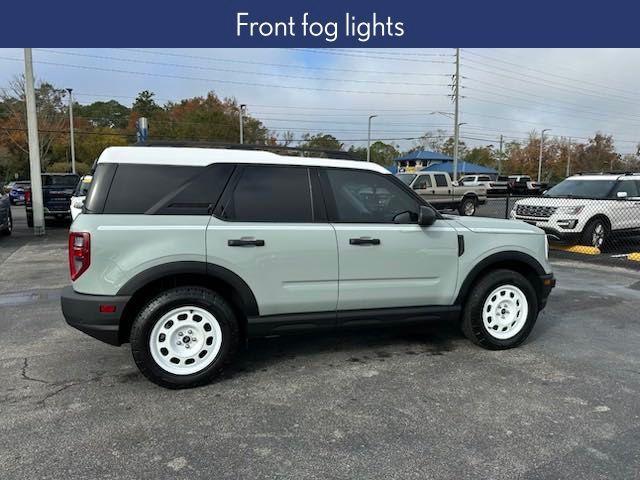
{"left": 465, "top": 146, "right": 496, "bottom": 168}
{"left": 75, "top": 100, "right": 130, "bottom": 129}
{"left": 299, "top": 133, "right": 343, "bottom": 155}
{"left": 132, "top": 90, "right": 162, "bottom": 117}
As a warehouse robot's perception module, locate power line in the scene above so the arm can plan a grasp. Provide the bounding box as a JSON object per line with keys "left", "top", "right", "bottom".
{"left": 116, "top": 48, "right": 451, "bottom": 77}
{"left": 289, "top": 48, "right": 454, "bottom": 63}
{"left": 0, "top": 56, "right": 448, "bottom": 98}
{"left": 35, "top": 49, "right": 451, "bottom": 89}
{"left": 463, "top": 49, "right": 640, "bottom": 99}
{"left": 462, "top": 56, "right": 640, "bottom": 106}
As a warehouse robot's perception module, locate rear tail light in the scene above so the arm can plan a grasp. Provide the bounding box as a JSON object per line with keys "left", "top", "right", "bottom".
{"left": 69, "top": 232, "right": 90, "bottom": 281}
{"left": 24, "top": 190, "right": 31, "bottom": 205}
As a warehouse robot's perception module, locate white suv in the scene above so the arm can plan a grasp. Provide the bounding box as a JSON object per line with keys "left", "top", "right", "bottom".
{"left": 511, "top": 173, "right": 640, "bottom": 249}
{"left": 61, "top": 146, "right": 555, "bottom": 388}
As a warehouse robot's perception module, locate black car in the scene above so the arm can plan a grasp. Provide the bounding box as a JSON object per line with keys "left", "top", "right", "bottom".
{"left": 0, "top": 192, "right": 12, "bottom": 236}
{"left": 25, "top": 173, "right": 80, "bottom": 227}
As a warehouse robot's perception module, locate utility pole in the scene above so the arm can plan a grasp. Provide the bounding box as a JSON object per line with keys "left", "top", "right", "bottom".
{"left": 23, "top": 48, "right": 45, "bottom": 235}
{"left": 452, "top": 47, "right": 460, "bottom": 181}
{"left": 66, "top": 88, "right": 76, "bottom": 174}
{"left": 239, "top": 104, "right": 246, "bottom": 144}
{"left": 537, "top": 129, "right": 550, "bottom": 182}
{"left": 498, "top": 134, "right": 504, "bottom": 175}
{"left": 367, "top": 114, "right": 377, "bottom": 162}
{"left": 567, "top": 138, "right": 571, "bottom": 177}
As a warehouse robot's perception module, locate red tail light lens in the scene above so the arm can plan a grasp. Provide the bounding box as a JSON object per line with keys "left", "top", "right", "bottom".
{"left": 69, "top": 232, "right": 90, "bottom": 281}
{"left": 25, "top": 190, "right": 31, "bottom": 205}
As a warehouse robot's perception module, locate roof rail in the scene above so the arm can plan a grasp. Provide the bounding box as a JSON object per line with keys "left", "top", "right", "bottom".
{"left": 574, "top": 171, "right": 635, "bottom": 176}
{"left": 132, "top": 140, "right": 360, "bottom": 161}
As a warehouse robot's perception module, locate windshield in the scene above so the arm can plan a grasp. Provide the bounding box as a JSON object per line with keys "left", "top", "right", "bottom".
{"left": 396, "top": 174, "right": 416, "bottom": 186}
{"left": 544, "top": 179, "right": 616, "bottom": 199}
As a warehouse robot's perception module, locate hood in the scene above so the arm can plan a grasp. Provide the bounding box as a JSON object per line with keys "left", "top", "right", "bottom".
{"left": 515, "top": 196, "right": 592, "bottom": 207}
{"left": 446, "top": 215, "right": 543, "bottom": 235}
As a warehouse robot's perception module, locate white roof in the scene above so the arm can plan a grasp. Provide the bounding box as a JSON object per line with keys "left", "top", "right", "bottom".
{"left": 97, "top": 146, "right": 390, "bottom": 174}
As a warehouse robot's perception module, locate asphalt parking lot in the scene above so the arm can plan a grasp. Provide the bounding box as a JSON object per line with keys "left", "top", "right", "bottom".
{"left": 1, "top": 206, "right": 640, "bottom": 479}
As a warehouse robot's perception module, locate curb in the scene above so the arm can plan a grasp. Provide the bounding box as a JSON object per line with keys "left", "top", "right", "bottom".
{"left": 550, "top": 245, "right": 601, "bottom": 255}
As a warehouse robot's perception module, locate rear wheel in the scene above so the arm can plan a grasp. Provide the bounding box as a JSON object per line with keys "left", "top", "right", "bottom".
{"left": 130, "top": 286, "right": 240, "bottom": 389}
{"left": 1, "top": 212, "right": 12, "bottom": 235}
{"left": 580, "top": 218, "right": 609, "bottom": 250}
{"left": 458, "top": 196, "right": 477, "bottom": 216}
{"left": 461, "top": 269, "right": 539, "bottom": 349}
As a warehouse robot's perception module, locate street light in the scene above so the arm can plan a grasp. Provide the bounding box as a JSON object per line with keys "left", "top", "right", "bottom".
{"left": 239, "top": 104, "right": 246, "bottom": 145}
{"left": 538, "top": 129, "right": 551, "bottom": 182}
{"left": 66, "top": 88, "right": 76, "bottom": 174}
{"left": 367, "top": 114, "right": 377, "bottom": 162}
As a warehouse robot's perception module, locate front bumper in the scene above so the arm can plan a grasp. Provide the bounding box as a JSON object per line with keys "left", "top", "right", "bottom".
{"left": 538, "top": 273, "right": 556, "bottom": 310}
{"left": 60, "top": 286, "right": 130, "bottom": 346}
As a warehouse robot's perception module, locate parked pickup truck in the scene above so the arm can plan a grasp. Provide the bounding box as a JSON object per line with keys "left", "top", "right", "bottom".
{"left": 25, "top": 173, "right": 80, "bottom": 227}
{"left": 397, "top": 171, "right": 487, "bottom": 216}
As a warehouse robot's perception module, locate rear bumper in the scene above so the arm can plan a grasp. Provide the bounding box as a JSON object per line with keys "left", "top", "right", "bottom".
{"left": 60, "top": 286, "right": 130, "bottom": 346}
{"left": 538, "top": 273, "right": 556, "bottom": 310}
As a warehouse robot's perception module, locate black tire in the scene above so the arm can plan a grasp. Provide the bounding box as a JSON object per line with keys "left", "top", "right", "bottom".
{"left": 458, "top": 196, "right": 477, "bottom": 216}
{"left": 130, "top": 286, "right": 240, "bottom": 389}
{"left": 1, "top": 213, "right": 12, "bottom": 236}
{"left": 26, "top": 213, "right": 33, "bottom": 228}
{"left": 461, "top": 269, "right": 539, "bottom": 350}
{"left": 580, "top": 218, "right": 610, "bottom": 250}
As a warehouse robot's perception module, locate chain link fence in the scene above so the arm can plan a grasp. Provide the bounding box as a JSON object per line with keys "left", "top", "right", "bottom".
{"left": 473, "top": 178, "right": 640, "bottom": 255}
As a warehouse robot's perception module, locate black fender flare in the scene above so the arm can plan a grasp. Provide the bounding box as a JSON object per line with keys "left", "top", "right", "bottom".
{"left": 455, "top": 251, "right": 546, "bottom": 305}
{"left": 117, "top": 261, "right": 259, "bottom": 316}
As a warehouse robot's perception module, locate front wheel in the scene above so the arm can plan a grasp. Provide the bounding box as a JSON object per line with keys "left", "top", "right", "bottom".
{"left": 458, "top": 196, "right": 477, "bottom": 216}
{"left": 130, "top": 286, "right": 240, "bottom": 389}
{"left": 580, "top": 218, "right": 609, "bottom": 250}
{"left": 461, "top": 269, "right": 539, "bottom": 349}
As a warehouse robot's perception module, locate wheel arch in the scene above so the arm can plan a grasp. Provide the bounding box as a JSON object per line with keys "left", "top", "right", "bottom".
{"left": 455, "top": 251, "right": 546, "bottom": 307}
{"left": 117, "top": 261, "right": 258, "bottom": 344}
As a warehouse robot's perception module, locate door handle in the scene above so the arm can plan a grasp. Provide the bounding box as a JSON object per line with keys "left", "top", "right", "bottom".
{"left": 228, "top": 239, "right": 265, "bottom": 247}
{"left": 349, "top": 237, "right": 380, "bottom": 246}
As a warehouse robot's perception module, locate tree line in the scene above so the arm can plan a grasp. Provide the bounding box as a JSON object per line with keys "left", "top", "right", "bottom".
{"left": 1, "top": 77, "right": 638, "bottom": 182}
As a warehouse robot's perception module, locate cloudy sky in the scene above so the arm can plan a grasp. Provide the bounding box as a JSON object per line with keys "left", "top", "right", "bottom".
{"left": 0, "top": 48, "right": 638, "bottom": 154}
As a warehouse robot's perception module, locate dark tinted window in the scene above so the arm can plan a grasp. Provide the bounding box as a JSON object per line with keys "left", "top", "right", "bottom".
{"left": 43, "top": 174, "right": 79, "bottom": 187}
{"left": 84, "top": 163, "right": 116, "bottom": 214}
{"left": 544, "top": 179, "right": 616, "bottom": 199}
{"left": 220, "top": 166, "right": 312, "bottom": 222}
{"left": 434, "top": 174, "right": 448, "bottom": 187}
{"left": 152, "top": 164, "right": 235, "bottom": 215}
{"left": 324, "top": 169, "right": 419, "bottom": 223}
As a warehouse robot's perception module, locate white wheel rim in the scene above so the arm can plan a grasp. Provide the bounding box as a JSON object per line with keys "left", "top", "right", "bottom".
{"left": 149, "top": 306, "right": 223, "bottom": 375}
{"left": 482, "top": 284, "right": 529, "bottom": 340}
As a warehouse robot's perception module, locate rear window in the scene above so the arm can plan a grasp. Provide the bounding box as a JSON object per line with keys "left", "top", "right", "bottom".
{"left": 102, "top": 163, "right": 234, "bottom": 215}
{"left": 43, "top": 175, "right": 79, "bottom": 187}
{"left": 85, "top": 163, "right": 234, "bottom": 215}
{"left": 434, "top": 174, "right": 448, "bottom": 187}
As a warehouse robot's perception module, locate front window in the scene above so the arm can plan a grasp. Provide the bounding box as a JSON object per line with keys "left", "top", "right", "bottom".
{"left": 324, "top": 169, "right": 420, "bottom": 223}
{"left": 544, "top": 179, "right": 617, "bottom": 199}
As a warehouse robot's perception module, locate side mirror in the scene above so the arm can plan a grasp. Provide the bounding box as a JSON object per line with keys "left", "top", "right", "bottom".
{"left": 72, "top": 198, "right": 85, "bottom": 209}
{"left": 617, "top": 191, "right": 628, "bottom": 198}
{"left": 418, "top": 205, "right": 437, "bottom": 226}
